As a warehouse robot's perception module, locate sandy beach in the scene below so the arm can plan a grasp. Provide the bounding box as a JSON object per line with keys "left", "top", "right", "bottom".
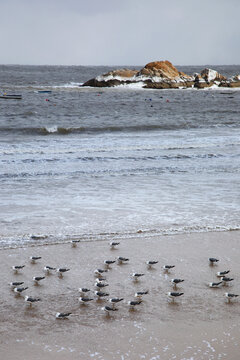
{"left": 1, "top": 231, "right": 240, "bottom": 360}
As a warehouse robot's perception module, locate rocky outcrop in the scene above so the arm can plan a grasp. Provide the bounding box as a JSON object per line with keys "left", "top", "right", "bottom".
{"left": 83, "top": 69, "right": 138, "bottom": 87}
{"left": 82, "top": 61, "right": 240, "bottom": 90}
{"left": 201, "top": 68, "right": 226, "bottom": 83}
{"left": 193, "top": 68, "right": 227, "bottom": 89}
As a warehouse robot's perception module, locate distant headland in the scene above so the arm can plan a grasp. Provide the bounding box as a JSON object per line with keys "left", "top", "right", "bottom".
{"left": 82, "top": 60, "right": 240, "bottom": 89}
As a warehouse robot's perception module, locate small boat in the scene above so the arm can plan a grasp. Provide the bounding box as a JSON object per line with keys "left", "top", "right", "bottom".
{"left": 36, "top": 90, "right": 52, "bottom": 94}
{"left": 0, "top": 94, "right": 22, "bottom": 99}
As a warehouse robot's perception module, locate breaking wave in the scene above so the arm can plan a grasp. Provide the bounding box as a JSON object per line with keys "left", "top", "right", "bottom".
{"left": 1, "top": 224, "right": 240, "bottom": 249}
{"left": 1, "top": 121, "right": 240, "bottom": 136}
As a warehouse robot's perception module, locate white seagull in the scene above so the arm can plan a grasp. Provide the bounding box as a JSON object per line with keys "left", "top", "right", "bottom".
{"left": 102, "top": 306, "right": 118, "bottom": 315}
{"left": 9, "top": 281, "right": 24, "bottom": 289}
{"left": 146, "top": 260, "right": 158, "bottom": 268}
{"left": 94, "top": 269, "right": 108, "bottom": 277}
{"left": 104, "top": 260, "right": 116, "bottom": 268}
{"left": 71, "top": 240, "right": 80, "bottom": 247}
{"left": 33, "top": 276, "right": 45, "bottom": 284}
{"left": 221, "top": 277, "right": 234, "bottom": 285}
{"left": 216, "top": 270, "right": 230, "bottom": 277}
{"left": 14, "top": 287, "right": 28, "bottom": 295}
{"left": 209, "top": 257, "right": 219, "bottom": 265}
{"left": 171, "top": 279, "right": 184, "bottom": 288}
{"left": 135, "top": 291, "right": 149, "bottom": 298}
{"left": 25, "top": 296, "right": 41, "bottom": 306}
{"left": 128, "top": 300, "right": 142, "bottom": 309}
{"left": 132, "top": 273, "right": 144, "bottom": 281}
{"left": 117, "top": 256, "right": 129, "bottom": 264}
{"left": 95, "top": 291, "right": 109, "bottom": 298}
{"left": 78, "top": 297, "right": 94, "bottom": 304}
{"left": 95, "top": 282, "right": 109, "bottom": 289}
{"left": 30, "top": 256, "right": 42, "bottom": 264}
{"left": 44, "top": 266, "right": 56, "bottom": 274}
{"left": 225, "top": 293, "right": 239, "bottom": 303}
{"left": 163, "top": 265, "right": 175, "bottom": 272}
{"left": 78, "top": 288, "right": 91, "bottom": 295}
{"left": 56, "top": 312, "right": 72, "bottom": 319}
{"left": 109, "top": 241, "right": 120, "bottom": 249}
{"left": 109, "top": 298, "right": 124, "bottom": 307}
{"left": 167, "top": 292, "right": 184, "bottom": 301}
{"left": 208, "top": 281, "right": 222, "bottom": 288}
{"left": 56, "top": 268, "right": 70, "bottom": 277}
{"left": 12, "top": 265, "right": 25, "bottom": 273}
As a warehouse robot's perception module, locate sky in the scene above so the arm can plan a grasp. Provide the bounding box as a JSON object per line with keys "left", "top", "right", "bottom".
{"left": 0, "top": 0, "right": 240, "bottom": 66}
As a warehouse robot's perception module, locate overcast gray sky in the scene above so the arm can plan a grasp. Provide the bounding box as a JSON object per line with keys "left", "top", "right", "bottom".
{"left": 0, "top": 0, "right": 239, "bottom": 65}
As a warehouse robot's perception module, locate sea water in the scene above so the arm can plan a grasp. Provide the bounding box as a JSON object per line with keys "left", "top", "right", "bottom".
{"left": 0, "top": 64, "right": 240, "bottom": 247}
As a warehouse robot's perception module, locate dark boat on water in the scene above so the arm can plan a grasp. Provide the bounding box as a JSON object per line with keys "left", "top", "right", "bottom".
{"left": 0, "top": 94, "right": 22, "bottom": 99}
{"left": 36, "top": 90, "right": 52, "bottom": 94}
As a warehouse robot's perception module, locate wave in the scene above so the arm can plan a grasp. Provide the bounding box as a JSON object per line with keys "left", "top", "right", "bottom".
{"left": 1, "top": 122, "right": 240, "bottom": 136}
{"left": 1, "top": 224, "right": 240, "bottom": 249}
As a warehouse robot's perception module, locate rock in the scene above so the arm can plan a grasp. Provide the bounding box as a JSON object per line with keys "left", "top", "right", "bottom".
{"left": 138, "top": 60, "right": 186, "bottom": 80}
{"left": 82, "top": 61, "right": 240, "bottom": 89}
{"left": 194, "top": 74, "right": 211, "bottom": 89}
{"left": 201, "top": 68, "right": 226, "bottom": 82}
{"left": 232, "top": 74, "right": 240, "bottom": 81}
{"left": 82, "top": 69, "right": 138, "bottom": 87}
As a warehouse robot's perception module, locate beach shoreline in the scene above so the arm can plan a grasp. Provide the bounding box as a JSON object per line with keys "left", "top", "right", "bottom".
{"left": 1, "top": 230, "right": 239, "bottom": 360}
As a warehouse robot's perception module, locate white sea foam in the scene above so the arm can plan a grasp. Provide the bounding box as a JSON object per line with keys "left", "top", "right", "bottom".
{"left": 44, "top": 125, "right": 58, "bottom": 133}
{"left": 51, "top": 82, "right": 82, "bottom": 89}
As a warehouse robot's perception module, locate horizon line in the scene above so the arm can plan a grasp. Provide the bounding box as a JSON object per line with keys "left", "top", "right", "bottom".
{"left": 0, "top": 63, "right": 240, "bottom": 68}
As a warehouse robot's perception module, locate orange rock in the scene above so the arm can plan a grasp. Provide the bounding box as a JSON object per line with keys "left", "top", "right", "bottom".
{"left": 139, "top": 61, "right": 189, "bottom": 80}
{"left": 102, "top": 69, "right": 138, "bottom": 78}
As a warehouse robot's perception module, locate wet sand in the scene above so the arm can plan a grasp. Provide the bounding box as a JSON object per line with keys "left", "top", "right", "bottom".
{"left": 0, "top": 231, "right": 240, "bottom": 360}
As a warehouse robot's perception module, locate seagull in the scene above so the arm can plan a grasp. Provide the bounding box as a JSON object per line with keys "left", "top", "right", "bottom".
{"left": 208, "top": 281, "right": 222, "bottom": 288}
{"left": 78, "top": 288, "right": 91, "bottom": 295}
{"left": 109, "top": 298, "right": 124, "bottom": 307}
{"left": 30, "top": 256, "right": 42, "bottom": 263}
{"left": 56, "top": 312, "right": 72, "bottom": 319}
{"left": 117, "top": 256, "right": 129, "bottom": 264}
{"left": 167, "top": 292, "right": 184, "bottom": 301}
{"left": 94, "top": 269, "right": 108, "bottom": 277}
{"left": 14, "top": 287, "right": 28, "bottom": 295}
{"left": 25, "top": 296, "right": 41, "bottom": 306}
{"left": 57, "top": 268, "right": 70, "bottom": 276}
{"left": 225, "top": 293, "right": 239, "bottom": 303}
{"left": 12, "top": 265, "right": 25, "bottom": 273}
{"left": 44, "top": 266, "right": 56, "bottom": 274}
{"left": 104, "top": 260, "right": 116, "bottom": 268}
{"left": 95, "top": 282, "right": 109, "bottom": 289}
{"left": 221, "top": 277, "right": 234, "bottom": 284}
{"left": 96, "top": 277, "right": 107, "bottom": 283}
{"left": 209, "top": 258, "right": 219, "bottom": 265}
{"left": 95, "top": 277, "right": 107, "bottom": 283}
{"left": 71, "top": 240, "right": 80, "bottom": 247}
{"left": 146, "top": 260, "right": 158, "bottom": 268}
{"left": 135, "top": 291, "right": 149, "bottom": 298}
{"left": 128, "top": 300, "right": 142, "bottom": 309}
{"left": 109, "top": 241, "right": 120, "bottom": 249}
{"left": 171, "top": 279, "right": 184, "bottom": 288}
{"left": 33, "top": 276, "right": 45, "bottom": 284}
{"left": 132, "top": 273, "right": 144, "bottom": 281}
{"left": 95, "top": 291, "right": 109, "bottom": 298}
{"left": 216, "top": 270, "right": 230, "bottom": 277}
{"left": 163, "top": 265, "right": 175, "bottom": 272}
{"left": 9, "top": 281, "right": 24, "bottom": 289}
{"left": 102, "top": 306, "right": 118, "bottom": 315}
{"left": 78, "top": 297, "right": 94, "bottom": 304}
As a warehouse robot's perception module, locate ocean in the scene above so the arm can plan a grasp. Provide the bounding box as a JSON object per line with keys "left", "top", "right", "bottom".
{"left": 0, "top": 64, "right": 240, "bottom": 248}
